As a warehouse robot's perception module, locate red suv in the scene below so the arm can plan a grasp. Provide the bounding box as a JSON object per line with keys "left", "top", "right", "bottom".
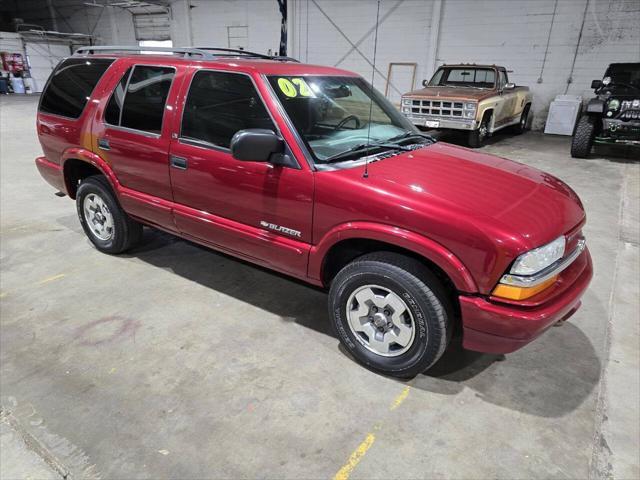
{"left": 35, "top": 47, "right": 592, "bottom": 377}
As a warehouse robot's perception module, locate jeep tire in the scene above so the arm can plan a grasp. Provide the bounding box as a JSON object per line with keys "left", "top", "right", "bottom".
{"left": 328, "top": 252, "right": 453, "bottom": 378}
{"left": 76, "top": 175, "right": 143, "bottom": 254}
{"left": 571, "top": 115, "right": 597, "bottom": 158}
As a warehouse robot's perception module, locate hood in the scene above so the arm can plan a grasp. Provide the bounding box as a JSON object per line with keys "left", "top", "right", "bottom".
{"left": 332, "top": 142, "right": 585, "bottom": 252}
{"left": 403, "top": 86, "right": 496, "bottom": 101}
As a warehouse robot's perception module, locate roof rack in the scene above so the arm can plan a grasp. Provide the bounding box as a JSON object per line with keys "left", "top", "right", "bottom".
{"left": 194, "top": 46, "right": 299, "bottom": 63}
{"left": 73, "top": 45, "right": 299, "bottom": 62}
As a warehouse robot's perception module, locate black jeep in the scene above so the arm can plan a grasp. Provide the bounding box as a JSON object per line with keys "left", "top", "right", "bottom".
{"left": 571, "top": 62, "right": 640, "bottom": 158}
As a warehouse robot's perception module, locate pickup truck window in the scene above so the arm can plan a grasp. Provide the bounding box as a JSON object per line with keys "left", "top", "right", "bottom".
{"left": 40, "top": 58, "right": 114, "bottom": 119}
{"left": 181, "top": 70, "right": 275, "bottom": 149}
{"left": 267, "top": 75, "right": 417, "bottom": 163}
{"left": 428, "top": 68, "right": 496, "bottom": 89}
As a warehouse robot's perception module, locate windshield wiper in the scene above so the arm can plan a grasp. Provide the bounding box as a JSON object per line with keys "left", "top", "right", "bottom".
{"left": 386, "top": 131, "right": 437, "bottom": 144}
{"left": 324, "top": 142, "right": 411, "bottom": 163}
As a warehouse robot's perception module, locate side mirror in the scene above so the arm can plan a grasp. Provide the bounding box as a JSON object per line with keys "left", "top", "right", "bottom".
{"left": 230, "top": 129, "right": 284, "bottom": 162}
{"left": 422, "top": 79, "right": 428, "bottom": 87}
{"left": 504, "top": 82, "right": 516, "bottom": 90}
{"left": 591, "top": 79, "right": 602, "bottom": 89}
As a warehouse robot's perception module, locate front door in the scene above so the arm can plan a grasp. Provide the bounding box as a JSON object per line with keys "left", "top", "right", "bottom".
{"left": 93, "top": 63, "right": 180, "bottom": 229}
{"left": 495, "top": 70, "right": 518, "bottom": 127}
{"left": 168, "top": 69, "right": 314, "bottom": 278}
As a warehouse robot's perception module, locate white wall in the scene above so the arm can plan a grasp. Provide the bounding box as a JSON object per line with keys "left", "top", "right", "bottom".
{"left": 166, "top": 0, "right": 639, "bottom": 129}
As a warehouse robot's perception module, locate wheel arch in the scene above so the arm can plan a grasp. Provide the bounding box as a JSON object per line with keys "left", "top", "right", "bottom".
{"left": 61, "top": 148, "right": 119, "bottom": 199}
{"left": 310, "top": 223, "right": 478, "bottom": 294}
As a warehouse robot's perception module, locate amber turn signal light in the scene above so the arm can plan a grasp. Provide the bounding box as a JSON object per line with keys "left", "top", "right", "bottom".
{"left": 492, "top": 275, "right": 558, "bottom": 301}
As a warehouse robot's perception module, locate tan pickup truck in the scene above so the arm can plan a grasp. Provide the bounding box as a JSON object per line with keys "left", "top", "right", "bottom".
{"left": 400, "top": 64, "right": 533, "bottom": 147}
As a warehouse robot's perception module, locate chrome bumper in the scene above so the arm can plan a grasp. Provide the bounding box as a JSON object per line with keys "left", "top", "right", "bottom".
{"left": 405, "top": 115, "right": 477, "bottom": 131}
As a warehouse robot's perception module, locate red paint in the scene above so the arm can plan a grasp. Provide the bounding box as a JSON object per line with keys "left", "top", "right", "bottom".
{"left": 35, "top": 54, "right": 593, "bottom": 355}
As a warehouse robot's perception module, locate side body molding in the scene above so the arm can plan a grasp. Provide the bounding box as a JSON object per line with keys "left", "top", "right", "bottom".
{"left": 308, "top": 222, "right": 478, "bottom": 293}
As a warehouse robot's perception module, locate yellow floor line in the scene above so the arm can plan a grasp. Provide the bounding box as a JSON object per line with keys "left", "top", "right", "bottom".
{"left": 37, "top": 273, "right": 65, "bottom": 285}
{"left": 333, "top": 433, "right": 376, "bottom": 480}
{"left": 332, "top": 385, "right": 412, "bottom": 480}
{"left": 389, "top": 385, "right": 411, "bottom": 410}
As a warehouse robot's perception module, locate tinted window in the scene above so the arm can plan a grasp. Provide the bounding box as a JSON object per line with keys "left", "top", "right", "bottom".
{"left": 181, "top": 71, "right": 275, "bottom": 148}
{"left": 105, "top": 67, "right": 132, "bottom": 125}
{"left": 40, "top": 58, "right": 114, "bottom": 118}
{"left": 119, "top": 65, "right": 175, "bottom": 134}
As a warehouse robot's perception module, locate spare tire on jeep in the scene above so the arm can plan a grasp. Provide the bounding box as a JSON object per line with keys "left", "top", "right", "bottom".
{"left": 571, "top": 115, "right": 597, "bottom": 158}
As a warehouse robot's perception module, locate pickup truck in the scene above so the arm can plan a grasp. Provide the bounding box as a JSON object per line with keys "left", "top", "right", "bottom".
{"left": 35, "top": 47, "right": 591, "bottom": 378}
{"left": 401, "top": 64, "right": 533, "bottom": 147}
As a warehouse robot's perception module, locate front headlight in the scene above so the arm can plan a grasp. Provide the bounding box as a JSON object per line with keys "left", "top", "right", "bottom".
{"left": 465, "top": 102, "right": 476, "bottom": 111}
{"left": 608, "top": 99, "right": 620, "bottom": 110}
{"left": 464, "top": 111, "right": 475, "bottom": 118}
{"left": 402, "top": 107, "right": 410, "bottom": 113}
{"left": 510, "top": 236, "right": 566, "bottom": 276}
{"left": 402, "top": 98, "right": 411, "bottom": 106}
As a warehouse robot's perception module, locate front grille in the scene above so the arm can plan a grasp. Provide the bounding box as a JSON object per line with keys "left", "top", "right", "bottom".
{"left": 410, "top": 99, "right": 465, "bottom": 117}
{"left": 618, "top": 109, "right": 640, "bottom": 120}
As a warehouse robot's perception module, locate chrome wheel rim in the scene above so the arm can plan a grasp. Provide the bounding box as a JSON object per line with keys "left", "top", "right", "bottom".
{"left": 478, "top": 122, "right": 488, "bottom": 141}
{"left": 83, "top": 193, "right": 114, "bottom": 241}
{"left": 346, "top": 284, "right": 416, "bottom": 357}
{"left": 521, "top": 112, "right": 527, "bottom": 128}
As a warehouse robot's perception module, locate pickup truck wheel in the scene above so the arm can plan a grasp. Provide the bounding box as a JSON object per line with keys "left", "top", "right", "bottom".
{"left": 328, "top": 252, "right": 452, "bottom": 378}
{"left": 468, "top": 113, "right": 490, "bottom": 148}
{"left": 571, "top": 115, "right": 596, "bottom": 158}
{"left": 514, "top": 105, "right": 530, "bottom": 134}
{"left": 76, "top": 175, "right": 143, "bottom": 254}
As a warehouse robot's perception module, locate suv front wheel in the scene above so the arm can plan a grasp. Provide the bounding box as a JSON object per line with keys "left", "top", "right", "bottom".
{"left": 329, "top": 252, "right": 453, "bottom": 378}
{"left": 76, "top": 175, "right": 143, "bottom": 254}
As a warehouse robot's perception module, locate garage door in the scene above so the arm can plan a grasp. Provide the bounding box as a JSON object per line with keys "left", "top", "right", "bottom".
{"left": 133, "top": 12, "right": 171, "bottom": 41}
{"left": 25, "top": 41, "right": 72, "bottom": 93}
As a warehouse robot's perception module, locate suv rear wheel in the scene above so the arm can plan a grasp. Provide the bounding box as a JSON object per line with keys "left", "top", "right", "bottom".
{"left": 76, "top": 175, "right": 143, "bottom": 254}
{"left": 571, "top": 115, "right": 597, "bottom": 158}
{"left": 328, "top": 252, "right": 453, "bottom": 378}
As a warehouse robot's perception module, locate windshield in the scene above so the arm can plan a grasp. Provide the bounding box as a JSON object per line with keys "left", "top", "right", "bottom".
{"left": 428, "top": 68, "right": 496, "bottom": 89}
{"left": 602, "top": 63, "right": 640, "bottom": 91}
{"left": 267, "top": 75, "right": 425, "bottom": 163}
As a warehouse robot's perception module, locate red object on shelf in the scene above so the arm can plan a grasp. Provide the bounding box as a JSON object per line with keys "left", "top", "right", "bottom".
{"left": 1, "top": 52, "right": 25, "bottom": 74}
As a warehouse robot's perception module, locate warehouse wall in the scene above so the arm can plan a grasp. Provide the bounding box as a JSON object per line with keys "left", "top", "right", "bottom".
{"left": 167, "top": 0, "right": 640, "bottom": 130}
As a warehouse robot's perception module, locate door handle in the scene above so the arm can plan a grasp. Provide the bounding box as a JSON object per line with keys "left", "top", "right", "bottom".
{"left": 98, "top": 138, "right": 110, "bottom": 150}
{"left": 170, "top": 155, "right": 188, "bottom": 170}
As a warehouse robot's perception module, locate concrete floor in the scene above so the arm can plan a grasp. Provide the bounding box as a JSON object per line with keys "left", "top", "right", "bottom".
{"left": 1, "top": 94, "right": 638, "bottom": 480}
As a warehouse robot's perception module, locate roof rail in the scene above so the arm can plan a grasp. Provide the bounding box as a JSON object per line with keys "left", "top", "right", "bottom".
{"left": 194, "top": 46, "right": 299, "bottom": 62}
{"left": 73, "top": 45, "right": 299, "bottom": 62}
{"left": 74, "top": 45, "right": 212, "bottom": 58}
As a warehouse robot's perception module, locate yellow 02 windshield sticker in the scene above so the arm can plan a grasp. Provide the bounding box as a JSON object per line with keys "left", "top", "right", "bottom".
{"left": 277, "top": 77, "right": 315, "bottom": 98}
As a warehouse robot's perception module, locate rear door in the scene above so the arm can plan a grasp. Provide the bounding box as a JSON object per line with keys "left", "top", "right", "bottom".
{"left": 168, "top": 69, "right": 314, "bottom": 278}
{"left": 93, "top": 62, "right": 182, "bottom": 229}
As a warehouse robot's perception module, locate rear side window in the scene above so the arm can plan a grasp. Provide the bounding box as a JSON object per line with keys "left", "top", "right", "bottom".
{"left": 105, "top": 67, "right": 131, "bottom": 125}
{"left": 104, "top": 65, "right": 175, "bottom": 134}
{"left": 181, "top": 70, "right": 275, "bottom": 148}
{"left": 40, "top": 58, "right": 114, "bottom": 119}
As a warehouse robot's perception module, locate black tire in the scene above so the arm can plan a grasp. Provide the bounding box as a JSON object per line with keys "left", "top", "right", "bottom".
{"left": 571, "top": 115, "right": 596, "bottom": 158}
{"left": 468, "top": 112, "right": 491, "bottom": 148}
{"left": 328, "top": 252, "right": 453, "bottom": 378}
{"left": 76, "top": 175, "right": 143, "bottom": 254}
{"left": 513, "top": 104, "right": 530, "bottom": 134}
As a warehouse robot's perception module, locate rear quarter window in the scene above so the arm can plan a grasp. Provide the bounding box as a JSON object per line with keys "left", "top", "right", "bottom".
{"left": 39, "top": 58, "right": 114, "bottom": 119}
